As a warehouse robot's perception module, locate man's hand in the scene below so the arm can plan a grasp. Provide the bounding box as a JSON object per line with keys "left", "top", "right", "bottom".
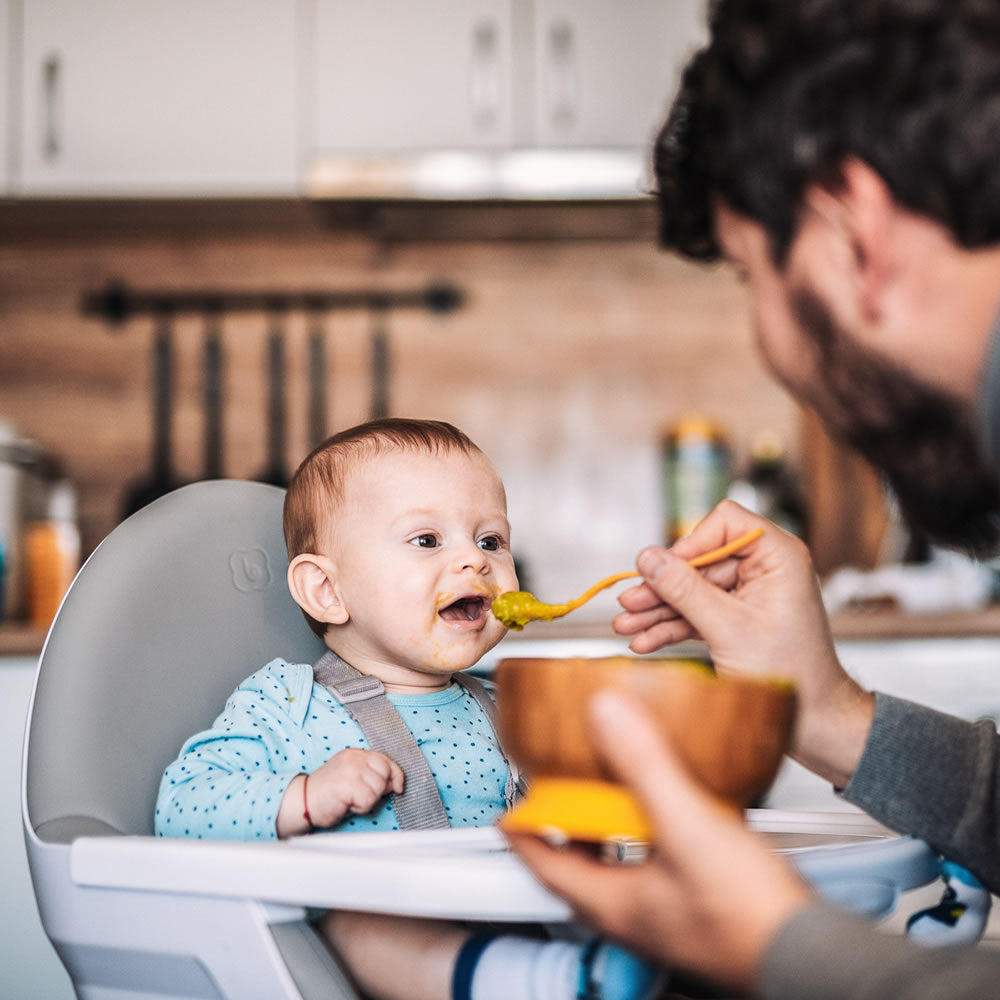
{"left": 508, "top": 691, "right": 814, "bottom": 992}
{"left": 614, "top": 501, "right": 874, "bottom": 786}
{"left": 277, "top": 748, "right": 404, "bottom": 837}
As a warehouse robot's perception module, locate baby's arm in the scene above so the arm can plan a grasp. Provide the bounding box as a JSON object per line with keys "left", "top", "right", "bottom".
{"left": 276, "top": 748, "right": 405, "bottom": 838}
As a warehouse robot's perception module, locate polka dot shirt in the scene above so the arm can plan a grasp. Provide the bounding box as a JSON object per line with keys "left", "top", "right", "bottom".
{"left": 154, "top": 659, "right": 509, "bottom": 840}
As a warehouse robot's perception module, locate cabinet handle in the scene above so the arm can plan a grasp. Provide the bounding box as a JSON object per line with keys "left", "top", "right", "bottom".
{"left": 547, "top": 20, "right": 577, "bottom": 132}
{"left": 42, "top": 53, "right": 62, "bottom": 162}
{"left": 470, "top": 19, "right": 500, "bottom": 133}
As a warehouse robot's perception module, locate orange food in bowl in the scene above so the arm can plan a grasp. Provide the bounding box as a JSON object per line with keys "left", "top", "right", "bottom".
{"left": 496, "top": 656, "right": 796, "bottom": 841}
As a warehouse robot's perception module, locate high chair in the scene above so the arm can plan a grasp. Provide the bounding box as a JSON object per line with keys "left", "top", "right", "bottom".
{"left": 20, "top": 480, "right": 971, "bottom": 1000}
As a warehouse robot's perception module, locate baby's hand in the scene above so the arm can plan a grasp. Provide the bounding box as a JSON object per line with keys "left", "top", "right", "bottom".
{"left": 308, "top": 748, "right": 405, "bottom": 827}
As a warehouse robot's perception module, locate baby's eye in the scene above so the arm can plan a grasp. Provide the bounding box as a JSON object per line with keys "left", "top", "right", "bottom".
{"left": 410, "top": 534, "right": 439, "bottom": 548}
{"left": 478, "top": 534, "right": 504, "bottom": 552}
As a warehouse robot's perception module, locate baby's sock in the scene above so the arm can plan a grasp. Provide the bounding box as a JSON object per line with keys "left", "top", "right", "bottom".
{"left": 453, "top": 933, "right": 665, "bottom": 1000}
{"left": 906, "top": 860, "right": 991, "bottom": 947}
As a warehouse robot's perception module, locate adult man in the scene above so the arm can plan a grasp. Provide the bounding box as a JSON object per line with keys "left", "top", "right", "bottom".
{"left": 511, "top": 1, "right": 1000, "bottom": 996}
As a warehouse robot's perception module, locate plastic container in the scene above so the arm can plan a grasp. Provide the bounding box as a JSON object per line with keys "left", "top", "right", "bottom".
{"left": 24, "top": 480, "right": 80, "bottom": 629}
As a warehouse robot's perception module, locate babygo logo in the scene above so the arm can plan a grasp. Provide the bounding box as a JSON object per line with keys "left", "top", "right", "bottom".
{"left": 229, "top": 548, "right": 272, "bottom": 592}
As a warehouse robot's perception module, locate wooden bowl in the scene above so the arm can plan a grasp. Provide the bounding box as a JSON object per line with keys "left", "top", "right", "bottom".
{"left": 496, "top": 656, "right": 796, "bottom": 840}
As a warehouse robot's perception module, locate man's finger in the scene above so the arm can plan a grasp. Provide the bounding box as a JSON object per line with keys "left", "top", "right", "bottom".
{"left": 508, "top": 833, "right": 657, "bottom": 932}
{"left": 624, "top": 619, "right": 699, "bottom": 654}
{"left": 635, "top": 549, "right": 737, "bottom": 645}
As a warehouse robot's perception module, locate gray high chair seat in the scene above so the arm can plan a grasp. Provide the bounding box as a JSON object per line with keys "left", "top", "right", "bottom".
{"left": 21, "top": 481, "right": 961, "bottom": 1000}
{"left": 20, "top": 481, "right": 568, "bottom": 1000}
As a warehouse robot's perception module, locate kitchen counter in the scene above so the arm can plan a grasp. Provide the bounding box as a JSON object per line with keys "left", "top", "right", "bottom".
{"left": 827, "top": 605, "right": 1000, "bottom": 638}
{"left": 491, "top": 606, "right": 1000, "bottom": 642}
{"left": 0, "top": 624, "right": 48, "bottom": 656}
{"left": 8, "top": 606, "right": 1000, "bottom": 657}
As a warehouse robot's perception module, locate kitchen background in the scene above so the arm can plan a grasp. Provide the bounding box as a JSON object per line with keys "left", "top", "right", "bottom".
{"left": 0, "top": 0, "right": 891, "bottom": 635}
{"left": 4, "top": 2, "right": 1000, "bottom": 997}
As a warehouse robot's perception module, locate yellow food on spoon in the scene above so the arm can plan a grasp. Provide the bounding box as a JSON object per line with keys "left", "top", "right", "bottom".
{"left": 491, "top": 528, "right": 764, "bottom": 630}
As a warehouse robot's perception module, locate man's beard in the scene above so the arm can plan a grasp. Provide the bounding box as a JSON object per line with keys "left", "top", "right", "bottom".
{"left": 791, "top": 288, "right": 1000, "bottom": 556}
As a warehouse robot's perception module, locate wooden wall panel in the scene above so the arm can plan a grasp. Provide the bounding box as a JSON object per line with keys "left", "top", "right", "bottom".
{"left": 0, "top": 209, "right": 876, "bottom": 620}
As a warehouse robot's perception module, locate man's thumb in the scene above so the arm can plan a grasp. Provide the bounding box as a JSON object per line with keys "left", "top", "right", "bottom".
{"left": 636, "top": 547, "right": 727, "bottom": 636}
{"left": 588, "top": 690, "right": 723, "bottom": 842}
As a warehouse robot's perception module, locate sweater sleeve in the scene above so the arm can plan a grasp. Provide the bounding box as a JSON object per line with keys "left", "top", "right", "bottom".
{"left": 154, "top": 659, "right": 315, "bottom": 841}
{"left": 840, "top": 692, "right": 1000, "bottom": 890}
{"left": 759, "top": 903, "right": 1000, "bottom": 1000}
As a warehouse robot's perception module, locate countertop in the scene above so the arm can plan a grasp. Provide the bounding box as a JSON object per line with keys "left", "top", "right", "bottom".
{"left": 0, "top": 624, "right": 48, "bottom": 657}
{"left": 7, "top": 606, "right": 1000, "bottom": 658}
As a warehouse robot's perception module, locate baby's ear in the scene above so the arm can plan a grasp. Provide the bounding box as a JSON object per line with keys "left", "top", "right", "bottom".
{"left": 287, "top": 554, "right": 350, "bottom": 626}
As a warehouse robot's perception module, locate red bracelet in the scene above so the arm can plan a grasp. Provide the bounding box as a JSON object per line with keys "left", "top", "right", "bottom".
{"left": 302, "top": 772, "right": 314, "bottom": 830}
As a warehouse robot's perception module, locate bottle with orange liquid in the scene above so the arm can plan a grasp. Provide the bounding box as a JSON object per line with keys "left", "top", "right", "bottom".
{"left": 25, "top": 480, "right": 80, "bottom": 629}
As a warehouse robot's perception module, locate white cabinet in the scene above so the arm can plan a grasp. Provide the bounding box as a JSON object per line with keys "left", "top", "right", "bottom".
{"left": 309, "top": 1, "right": 516, "bottom": 152}
{"left": 307, "top": 0, "right": 705, "bottom": 154}
{"left": 0, "top": 0, "right": 11, "bottom": 194}
{"left": 530, "top": 0, "right": 704, "bottom": 148}
{"left": 17, "top": 0, "right": 300, "bottom": 197}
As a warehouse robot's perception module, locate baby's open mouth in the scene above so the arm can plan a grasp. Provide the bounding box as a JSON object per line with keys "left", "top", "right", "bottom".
{"left": 438, "top": 595, "right": 488, "bottom": 623}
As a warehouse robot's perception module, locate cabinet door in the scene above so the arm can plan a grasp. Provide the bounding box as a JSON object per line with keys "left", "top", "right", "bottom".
{"left": 532, "top": 0, "right": 706, "bottom": 148}
{"left": 18, "top": 0, "right": 299, "bottom": 196}
{"left": 309, "top": 0, "right": 514, "bottom": 152}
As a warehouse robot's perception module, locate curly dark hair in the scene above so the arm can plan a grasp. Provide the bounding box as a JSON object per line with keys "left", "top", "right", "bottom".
{"left": 655, "top": 0, "right": 1000, "bottom": 265}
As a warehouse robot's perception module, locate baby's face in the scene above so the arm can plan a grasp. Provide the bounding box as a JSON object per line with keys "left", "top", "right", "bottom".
{"left": 326, "top": 448, "right": 517, "bottom": 688}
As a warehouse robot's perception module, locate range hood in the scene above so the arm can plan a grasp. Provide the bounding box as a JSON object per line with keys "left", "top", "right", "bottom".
{"left": 303, "top": 148, "right": 652, "bottom": 202}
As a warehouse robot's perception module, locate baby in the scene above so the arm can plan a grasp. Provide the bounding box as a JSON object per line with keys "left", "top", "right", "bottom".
{"left": 156, "top": 417, "right": 662, "bottom": 1000}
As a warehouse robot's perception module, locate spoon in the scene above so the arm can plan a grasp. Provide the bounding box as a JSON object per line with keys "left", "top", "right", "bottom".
{"left": 492, "top": 527, "right": 764, "bottom": 630}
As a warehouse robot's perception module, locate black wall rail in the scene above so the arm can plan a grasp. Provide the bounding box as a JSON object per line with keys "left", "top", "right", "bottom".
{"left": 81, "top": 279, "right": 464, "bottom": 325}
{"left": 83, "top": 278, "right": 466, "bottom": 512}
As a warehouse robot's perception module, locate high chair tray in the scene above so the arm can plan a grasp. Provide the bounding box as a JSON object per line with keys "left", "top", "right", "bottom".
{"left": 67, "top": 810, "right": 939, "bottom": 924}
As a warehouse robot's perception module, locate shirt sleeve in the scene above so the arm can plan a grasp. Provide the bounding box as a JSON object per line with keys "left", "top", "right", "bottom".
{"left": 154, "top": 659, "right": 314, "bottom": 841}
{"left": 760, "top": 903, "right": 1000, "bottom": 1000}
{"left": 840, "top": 692, "right": 1000, "bottom": 890}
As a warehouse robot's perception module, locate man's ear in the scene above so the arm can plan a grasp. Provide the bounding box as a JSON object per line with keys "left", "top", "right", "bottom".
{"left": 804, "top": 156, "right": 896, "bottom": 323}
{"left": 287, "top": 553, "right": 350, "bottom": 626}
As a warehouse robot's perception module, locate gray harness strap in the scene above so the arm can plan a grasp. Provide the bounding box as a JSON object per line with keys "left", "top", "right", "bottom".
{"left": 313, "top": 650, "right": 522, "bottom": 831}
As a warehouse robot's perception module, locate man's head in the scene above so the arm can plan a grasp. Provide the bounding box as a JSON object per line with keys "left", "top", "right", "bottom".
{"left": 283, "top": 418, "right": 517, "bottom": 684}
{"left": 656, "top": 0, "right": 1000, "bottom": 553}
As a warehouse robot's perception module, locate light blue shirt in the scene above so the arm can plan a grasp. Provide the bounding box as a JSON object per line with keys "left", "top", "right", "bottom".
{"left": 155, "top": 658, "right": 509, "bottom": 839}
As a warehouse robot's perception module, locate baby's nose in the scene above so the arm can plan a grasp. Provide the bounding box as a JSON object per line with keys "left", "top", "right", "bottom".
{"left": 456, "top": 542, "right": 489, "bottom": 572}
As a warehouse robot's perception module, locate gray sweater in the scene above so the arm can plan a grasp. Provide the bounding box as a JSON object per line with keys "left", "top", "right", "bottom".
{"left": 760, "top": 693, "right": 1000, "bottom": 999}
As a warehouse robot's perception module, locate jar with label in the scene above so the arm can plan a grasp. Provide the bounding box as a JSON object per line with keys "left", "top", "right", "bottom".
{"left": 662, "top": 415, "right": 731, "bottom": 543}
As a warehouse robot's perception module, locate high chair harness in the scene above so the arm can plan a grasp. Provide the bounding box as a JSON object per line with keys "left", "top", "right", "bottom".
{"left": 313, "top": 650, "right": 523, "bottom": 831}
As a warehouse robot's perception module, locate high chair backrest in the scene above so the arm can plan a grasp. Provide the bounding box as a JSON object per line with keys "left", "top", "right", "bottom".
{"left": 24, "top": 480, "right": 325, "bottom": 843}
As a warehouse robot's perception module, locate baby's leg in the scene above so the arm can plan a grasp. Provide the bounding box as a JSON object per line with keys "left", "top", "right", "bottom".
{"left": 320, "top": 910, "right": 467, "bottom": 1000}
{"left": 320, "top": 909, "right": 666, "bottom": 1000}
